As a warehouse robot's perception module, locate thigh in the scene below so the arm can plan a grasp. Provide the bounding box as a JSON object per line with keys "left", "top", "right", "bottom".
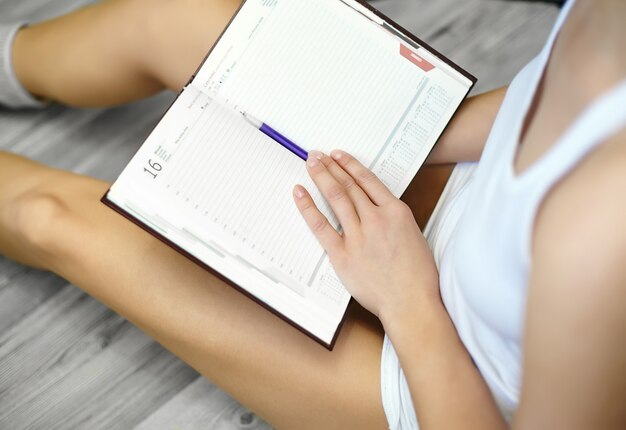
{"left": 34, "top": 170, "right": 388, "bottom": 430}
{"left": 143, "top": 0, "right": 244, "bottom": 91}
{"left": 14, "top": 0, "right": 242, "bottom": 106}
{"left": 402, "top": 163, "right": 455, "bottom": 228}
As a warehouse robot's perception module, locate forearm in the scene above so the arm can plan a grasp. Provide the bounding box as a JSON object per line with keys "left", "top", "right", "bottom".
{"left": 292, "top": 146, "right": 508, "bottom": 426}
{"left": 382, "top": 295, "right": 507, "bottom": 430}
{"left": 427, "top": 86, "right": 507, "bottom": 164}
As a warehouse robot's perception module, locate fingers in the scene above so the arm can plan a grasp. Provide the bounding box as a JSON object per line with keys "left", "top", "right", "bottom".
{"left": 330, "top": 150, "right": 395, "bottom": 206}
{"left": 313, "top": 151, "right": 374, "bottom": 214}
{"left": 305, "top": 151, "right": 361, "bottom": 231}
{"left": 293, "top": 185, "right": 343, "bottom": 257}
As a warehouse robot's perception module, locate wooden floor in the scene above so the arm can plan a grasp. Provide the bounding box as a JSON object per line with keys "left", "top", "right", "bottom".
{"left": 0, "top": 0, "right": 559, "bottom": 428}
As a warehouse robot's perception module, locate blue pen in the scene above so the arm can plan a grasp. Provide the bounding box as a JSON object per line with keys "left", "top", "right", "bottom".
{"left": 242, "top": 112, "right": 308, "bottom": 161}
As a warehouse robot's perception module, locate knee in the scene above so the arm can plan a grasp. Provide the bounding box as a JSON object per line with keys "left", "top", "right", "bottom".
{"left": 3, "top": 184, "right": 73, "bottom": 262}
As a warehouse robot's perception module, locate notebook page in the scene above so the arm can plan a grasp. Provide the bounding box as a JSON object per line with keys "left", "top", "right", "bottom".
{"left": 192, "top": 0, "right": 472, "bottom": 195}
{"left": 188, "top": 0, "right": 473, "bottom": 316}
{"left": 108, "top": 0, "right": 474, "bottom": 343}
{"left": 107, "top": 86, "right": 344, "bottom": 343}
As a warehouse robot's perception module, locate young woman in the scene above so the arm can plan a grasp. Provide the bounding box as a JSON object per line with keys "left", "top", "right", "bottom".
{"left": 1, "top": 0, "right": 624, "bottom": 428}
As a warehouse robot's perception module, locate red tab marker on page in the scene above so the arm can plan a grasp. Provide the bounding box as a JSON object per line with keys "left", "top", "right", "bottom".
{"left": 400, "top": 44, "right": 434, "bottom": 72}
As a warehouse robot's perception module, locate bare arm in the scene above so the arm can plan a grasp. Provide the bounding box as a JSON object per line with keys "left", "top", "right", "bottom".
{"left": 294, "top": 150, "right": 508, "bottom": 429}
{"left": 294, "top": 134, "right": 626, "bottom": 429}
{"left": 514, "top": 136, "right": 626, "bottom": 429}
{"left": 384, "top": 136, "right": 626, "bottom": 429}
{"left": 382, "top": 296, "right": 507, "bottom": 429}
{"left": 427, "top": 86, "right": 507, "bottom": 164}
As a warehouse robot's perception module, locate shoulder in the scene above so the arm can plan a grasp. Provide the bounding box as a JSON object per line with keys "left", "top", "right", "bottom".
{"left": 531, "top": 128, "right": 626, "bottom": 307}
{"left": 533, "top": 129, "right": 626, "bottom": 273}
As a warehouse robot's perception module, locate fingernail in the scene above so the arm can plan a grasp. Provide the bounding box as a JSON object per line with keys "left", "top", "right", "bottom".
{"left": 307, "top": 151, "right": 322, "bottom": 167}
{"left": 294, "top": 185, "right": 305, "bottom": 199}
{"left": 331, "top": 150, "right": 343, "bottom": 160}
{"left": 310, "top": 150, "right": 323, "bottom": 159}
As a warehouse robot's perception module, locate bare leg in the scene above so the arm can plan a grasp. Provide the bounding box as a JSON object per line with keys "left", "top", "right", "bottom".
{"left": 2, "top": 0, "right": 453, "bottom": 424}
{"left": 12, "top": 0, "right": 242, "bottom": 106}
{"left": 9, "top": 0, "right": 454, "bottom": 221}
{"left": 0, "top": 152, "right": 388, "bottom": 429}
{"left": 0, "top": 151, "right": 452, "bottom": 427}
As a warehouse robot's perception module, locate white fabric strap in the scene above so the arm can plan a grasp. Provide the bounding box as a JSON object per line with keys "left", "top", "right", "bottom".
{"left": 556, "top": 80, "right": 626, "bottom": 163}
{"left": 527, "top": 79, "right": 626, "bottom": 189}
{"left": 0, "top": 22, "right": 46, "bottom": 109}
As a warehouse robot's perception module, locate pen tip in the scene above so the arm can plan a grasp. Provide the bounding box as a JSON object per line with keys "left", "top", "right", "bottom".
{"left": 242, "top": 111, "right": 263, "bottom": 128}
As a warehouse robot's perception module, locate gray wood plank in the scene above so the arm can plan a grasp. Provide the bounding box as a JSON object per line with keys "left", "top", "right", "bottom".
{"left": 0, "top": 93, "right": 175, "bottom": 181}
{"left": 0, "top": 286, "right": 198, "bottom": 429}
{"left": 135, "top": 377, "right": 272, "bottom": 430}
{"left": 0, "top": 0, "right": 94, "bottom": 23}
{"left": 0, "top": 265, "right": 65, "bottom": 335}
{"left": 0, "top": 0, "right": 560, "bottom": 429}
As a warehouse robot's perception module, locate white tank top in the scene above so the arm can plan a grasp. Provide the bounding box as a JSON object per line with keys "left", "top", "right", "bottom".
{"left": 380, "top": 0, "right": 626, "bottom": 427}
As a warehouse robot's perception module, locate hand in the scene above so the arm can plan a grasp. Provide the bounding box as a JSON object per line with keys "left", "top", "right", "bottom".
{"left": 293, "top": 150, "right": 440, "bottom": 321}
